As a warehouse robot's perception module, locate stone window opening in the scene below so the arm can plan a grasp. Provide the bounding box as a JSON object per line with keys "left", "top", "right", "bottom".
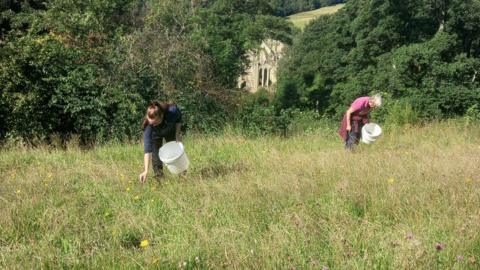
{"left": 263, "top": 68, "right": 268, "bottom": 87}
{"left": 258, "top": 69, "right": 263, "bottom": 86}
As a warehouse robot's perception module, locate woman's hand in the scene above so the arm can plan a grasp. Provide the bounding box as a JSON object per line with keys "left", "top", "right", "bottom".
{"left": 346, "top": 124, "right": 352, "bottom": 131}
{"left": 176, "top": 133, "right": 182, "bottom": 142}
{"left": 139, "top": 170, "right": 148, "bottom": 184}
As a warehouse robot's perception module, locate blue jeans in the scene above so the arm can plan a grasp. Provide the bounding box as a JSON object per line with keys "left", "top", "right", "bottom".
{"left": 152, "top": 134, "right": 176, "bottom": 179}
{"left": 345, "top": 122, "right": 365, "bottom": 149}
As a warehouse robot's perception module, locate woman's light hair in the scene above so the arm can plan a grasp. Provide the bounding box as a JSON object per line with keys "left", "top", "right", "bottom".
{"left": 371, "top": 94, "right": 382, "bottom": 107}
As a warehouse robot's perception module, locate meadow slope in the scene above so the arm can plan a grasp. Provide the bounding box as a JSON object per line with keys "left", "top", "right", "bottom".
{"left": 1, "top": 122, "right": 479, "bottom": 269}
{"left": 288, "top": 4, "right": 345, "bottom": 30}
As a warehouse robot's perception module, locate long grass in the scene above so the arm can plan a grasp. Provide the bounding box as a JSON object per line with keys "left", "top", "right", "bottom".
{"left": 287, "top": 4, "right": 345, "bottom": 30}
{"left": 1, "top": 121, "right": 479, "bottom": 269}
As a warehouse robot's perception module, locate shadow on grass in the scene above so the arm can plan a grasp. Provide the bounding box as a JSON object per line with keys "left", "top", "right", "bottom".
{"left": 196, "top": 161, "right": 248, "bottom": 179}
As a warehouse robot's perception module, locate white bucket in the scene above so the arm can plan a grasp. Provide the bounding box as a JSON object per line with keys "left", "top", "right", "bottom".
{"left": 361, "top": 123, "right": 382, "bottom": 144}
{"left": 158, "top": 142, "right": 189, "bottom": 174}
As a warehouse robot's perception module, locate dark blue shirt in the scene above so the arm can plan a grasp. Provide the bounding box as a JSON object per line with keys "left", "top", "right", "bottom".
{"left": 165, "top": 105, "right": 182, "bottom": 124}
{"left": 143, "top": 105, "right": 182, "bottom": 154}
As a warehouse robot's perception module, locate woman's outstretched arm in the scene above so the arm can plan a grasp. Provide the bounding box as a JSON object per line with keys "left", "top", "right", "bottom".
{"left": 139, "top": 125, "right": 153, "bottom": 183}
{"left": 345, "top": 107, "right": 354, "bottom": 131}
{"left": 139, "top": 153, "right": 151, "bottom": 183}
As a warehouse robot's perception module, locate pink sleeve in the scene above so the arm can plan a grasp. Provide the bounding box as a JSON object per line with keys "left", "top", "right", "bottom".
{"left": 350, "top": 97, "right": 369, "bottom": 112}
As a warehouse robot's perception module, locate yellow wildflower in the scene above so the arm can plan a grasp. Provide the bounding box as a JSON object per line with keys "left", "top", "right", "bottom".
{"left": 15, "top": 189, "right": 21, "bottom": 194}
{"left": 388, "top": 178, "right": 395, "bottom": 184}
{"left": 140, "top": 239, "right": 149, "bottom": 248}
{"left": 465, "top": 178, "right": 472, "bottom": 184}
{"left": 126, "top": 187, "right": 130, "bottom": 192}
{"left": 134, "top": 195, "right": 139, "bottom": 200}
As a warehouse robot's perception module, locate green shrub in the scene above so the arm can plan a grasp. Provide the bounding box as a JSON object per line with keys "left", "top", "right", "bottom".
{"left": 383, "top": 100, "right": 420, "bottom": 127}
{"left": 235, "top": 89, "right": 335, "bottom": 137}
{"left": 464, "top": 104, "right": 480, "bottom": 126}
{"left": 235, "top": 89, "right": 277, "bottom": 136}
{"left": 283, "top": 109, "right": 336, "bottom": 135}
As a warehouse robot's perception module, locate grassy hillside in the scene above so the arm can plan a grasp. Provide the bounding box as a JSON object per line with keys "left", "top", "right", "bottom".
{"left": 288, "top": 4, "right": 345, "bottom": 30}
{"left": 1, "top": 122, "right": 480, "bottom": 269}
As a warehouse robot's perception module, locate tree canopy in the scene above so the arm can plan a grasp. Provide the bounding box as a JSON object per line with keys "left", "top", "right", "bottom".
{"left": 277, "top": 0, "right": 480, "bottom": 118}
{"left": 0, "top": 0, "right": 294, "bottom": 143}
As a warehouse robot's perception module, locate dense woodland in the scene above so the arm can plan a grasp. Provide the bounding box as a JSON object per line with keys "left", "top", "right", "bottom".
{"left": 0, "top": 0, "right": 295, "bottom": 143}
{"left": 1, "top": 0, "right": 479, "bottom": 144}
{"left": 277, "top": 0, "right": 480, "bottom": 119}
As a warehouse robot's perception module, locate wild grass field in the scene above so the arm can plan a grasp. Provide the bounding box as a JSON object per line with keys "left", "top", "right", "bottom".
{"left": 287, "top": 4, "right": 345, "bottom": 30}
{"left": 1, "top": 121, "right": 479, "bottom": 269}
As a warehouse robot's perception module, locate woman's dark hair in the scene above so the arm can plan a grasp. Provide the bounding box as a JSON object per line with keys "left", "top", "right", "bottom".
{"left": 141, "top": 101, "right": 165, "bottom": 130}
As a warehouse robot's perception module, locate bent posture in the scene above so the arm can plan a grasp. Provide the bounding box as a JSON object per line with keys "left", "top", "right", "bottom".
{"left": 338, "top": 95, "right": 382, "bottom": 149}
{"left": 139, "top": 101, "right": 183, "bottom": 183}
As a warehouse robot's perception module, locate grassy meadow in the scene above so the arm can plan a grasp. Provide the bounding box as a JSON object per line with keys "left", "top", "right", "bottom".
{"left": 1, "top": 121, "right": 480, "bottom": 269}
{"left": 287, "top": 4, "right": 345, "bottom": 30}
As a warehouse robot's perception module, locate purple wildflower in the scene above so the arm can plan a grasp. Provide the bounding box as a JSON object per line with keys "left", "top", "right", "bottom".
{"left": 435, "top": 242, "right": 446, "bottom": 251}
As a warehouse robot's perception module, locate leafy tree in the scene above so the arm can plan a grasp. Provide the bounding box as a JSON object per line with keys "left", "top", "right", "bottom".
{"left": 0, "top": 0, "right": 143, "bottom": 144}
{"left": 0, "top": 0, "right": 296, "bottom": 143}
{"left": 277, "top": 0, "right": 480, "bottom": 118}
{"left": 191, "top": 0, "right": 294, "bottom": 88}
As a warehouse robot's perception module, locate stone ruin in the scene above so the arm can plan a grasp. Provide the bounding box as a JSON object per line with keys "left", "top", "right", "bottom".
{"left": 237, "top": 39, "right": 285, "bottom": 93}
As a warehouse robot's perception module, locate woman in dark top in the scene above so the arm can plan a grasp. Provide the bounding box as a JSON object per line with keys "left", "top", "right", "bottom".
{"left": 139, "top": 101, "right": 182, "bottom": 183}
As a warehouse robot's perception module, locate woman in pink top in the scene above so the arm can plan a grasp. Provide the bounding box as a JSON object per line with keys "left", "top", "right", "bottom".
{"left": 338, "top": 94, "right": 382, "bottom": 149}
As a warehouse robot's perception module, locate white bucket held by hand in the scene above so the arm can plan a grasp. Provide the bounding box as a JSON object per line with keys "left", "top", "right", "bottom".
{"left": 361, "top": 123, "right": 382, "bottom": 144}
{"left": 159, "top": 142, "right": 189, "bottom": 174}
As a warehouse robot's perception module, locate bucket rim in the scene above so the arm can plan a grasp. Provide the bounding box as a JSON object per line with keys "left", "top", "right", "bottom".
{"left": 159, "top": 142, "right": 185, "bottom": 164}
{"left": 362, "top": 123, "right": 382, "bottom": 135}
